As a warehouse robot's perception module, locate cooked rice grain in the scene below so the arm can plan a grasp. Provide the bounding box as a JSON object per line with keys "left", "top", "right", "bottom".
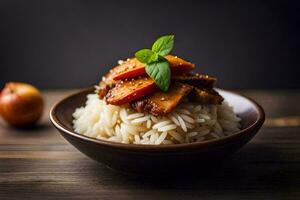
{"left": 73, "top": 94, "right": 241, "bottom": 145}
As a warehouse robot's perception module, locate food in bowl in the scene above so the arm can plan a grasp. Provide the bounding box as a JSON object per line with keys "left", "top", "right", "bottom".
{"left": 73, "top": 35, "right": 241, "bottom": 145}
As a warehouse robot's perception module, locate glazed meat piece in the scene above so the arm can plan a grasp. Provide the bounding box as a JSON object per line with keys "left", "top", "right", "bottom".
{"left": 98, "top": 72, "right": 116, "bottom": 99}
{"left": 111, "top": 55, "right": 195, "bottom": 81}
{"left": 105, "top": 77, "right": 159, "bottom": 105}
{"left": 130, "top": 82, "right": 193, "bottom": 116}
{"left": 189, "top": 88, "right": 224, "bottom": 104}
{"left": 164, "top": 55, "right": 195, "bottom": 73}
{"left": 98, "top": 82, "right": 110, "bottom": 99}
{"left": 172, "top": 73, "right": 216, "bottom": 89}
{"left": 98, "top": 55, "right": 194, "bottom": 99}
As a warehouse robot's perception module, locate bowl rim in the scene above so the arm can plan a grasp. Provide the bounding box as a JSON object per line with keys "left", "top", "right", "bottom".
{"left": 50, "top": 87, "right": 265, "bottom": 151}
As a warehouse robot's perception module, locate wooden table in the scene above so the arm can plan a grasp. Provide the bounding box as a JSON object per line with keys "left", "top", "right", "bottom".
{"left": 0, "top": 90, "right": 299, "bottom": 200}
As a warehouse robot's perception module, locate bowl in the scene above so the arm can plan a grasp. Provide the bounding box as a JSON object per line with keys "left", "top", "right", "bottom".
{"left": 50, "top": 88, "right": 265, "bottom": 173}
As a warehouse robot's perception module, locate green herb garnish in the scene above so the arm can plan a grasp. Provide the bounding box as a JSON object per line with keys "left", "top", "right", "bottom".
{"left": 135, "top": 35, "right": 174, "bottom": 92}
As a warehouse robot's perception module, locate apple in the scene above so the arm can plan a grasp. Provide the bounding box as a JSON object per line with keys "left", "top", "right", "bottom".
{"left": 0, "top": 82, "right": 44, "bottom": 127}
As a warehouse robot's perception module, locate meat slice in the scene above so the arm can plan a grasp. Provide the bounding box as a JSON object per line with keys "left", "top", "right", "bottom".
{"left": 98, "top": 55, "right": 194, "bottom": 98}
{"left": 130, "top": 82, "right": 193, "bottom": 116}
{"left": 189, "top": 88, "right": 224, "bottom": 104}
{"left": 172, "top": 73, "right": 216, "bottom": 89}
{"left": 105, "top": 77, "right": 158, "bottom": 105}
{"left": 111, "top": 55, "right": 195, "bottom": 81}
{"left": 109, "top": 58, "right": 145, "bottom": 81}
{"left": 164, "top": 55, "right": 196, "bottom": 74}
{"left": 98, "top": 83, "right": 110, "bottom": 99}
{"left": 98, "top": 72, "right": 116, "bottom": 99}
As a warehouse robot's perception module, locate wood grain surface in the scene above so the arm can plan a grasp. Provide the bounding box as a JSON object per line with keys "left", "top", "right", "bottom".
{"left": 0, "top": 90, "right": 299, "bottom": 200}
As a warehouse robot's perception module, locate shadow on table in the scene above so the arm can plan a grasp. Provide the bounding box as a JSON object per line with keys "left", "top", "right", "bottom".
{"left": 87, "top": 144, "right": 297, "bottom": 191}
{"left": 0, "top": 121, "right": 53, "bottom": 135}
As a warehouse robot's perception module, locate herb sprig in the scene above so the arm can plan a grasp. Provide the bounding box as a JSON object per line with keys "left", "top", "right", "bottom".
{"left": 135, "top": 35, "right": 174, "bottom": 92}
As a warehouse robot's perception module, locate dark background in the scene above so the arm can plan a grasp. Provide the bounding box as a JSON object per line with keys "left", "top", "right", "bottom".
{"left": 0, "top": 0, "right": 299, "bottom": 89}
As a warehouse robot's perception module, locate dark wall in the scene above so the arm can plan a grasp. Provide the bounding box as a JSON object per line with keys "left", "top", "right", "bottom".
{"left": 0, "top": 0, "right": 299, "bottom": 89}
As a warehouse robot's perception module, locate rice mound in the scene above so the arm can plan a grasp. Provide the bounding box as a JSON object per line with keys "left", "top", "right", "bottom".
{"left": 72, "top": 93, "right": 241, "bottom": 145}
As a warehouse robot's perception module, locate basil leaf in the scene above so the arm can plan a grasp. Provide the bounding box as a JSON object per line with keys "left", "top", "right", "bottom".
{"left": 134, "top": 34, "right": 174, "bottom": 91}
{"left": 151, "top": 35, "right": 174, "bottom": 56}
{"left": 135, "top": 49, "right": 155, "bottom": 64}
{"left": 145, "top": 61, "right": 170, "bottom": 91}
{"left": 149, "top": 52, "right": 159, "bottom": 63}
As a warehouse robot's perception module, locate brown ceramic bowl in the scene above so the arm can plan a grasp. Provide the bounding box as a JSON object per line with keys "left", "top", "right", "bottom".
{"left": 50, "top": 88, "right": 265, "bottom": 173}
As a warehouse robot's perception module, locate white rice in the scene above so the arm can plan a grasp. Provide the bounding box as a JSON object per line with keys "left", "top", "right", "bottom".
{"left": 72, "top": 94, "right": 242, "bottom": 145}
